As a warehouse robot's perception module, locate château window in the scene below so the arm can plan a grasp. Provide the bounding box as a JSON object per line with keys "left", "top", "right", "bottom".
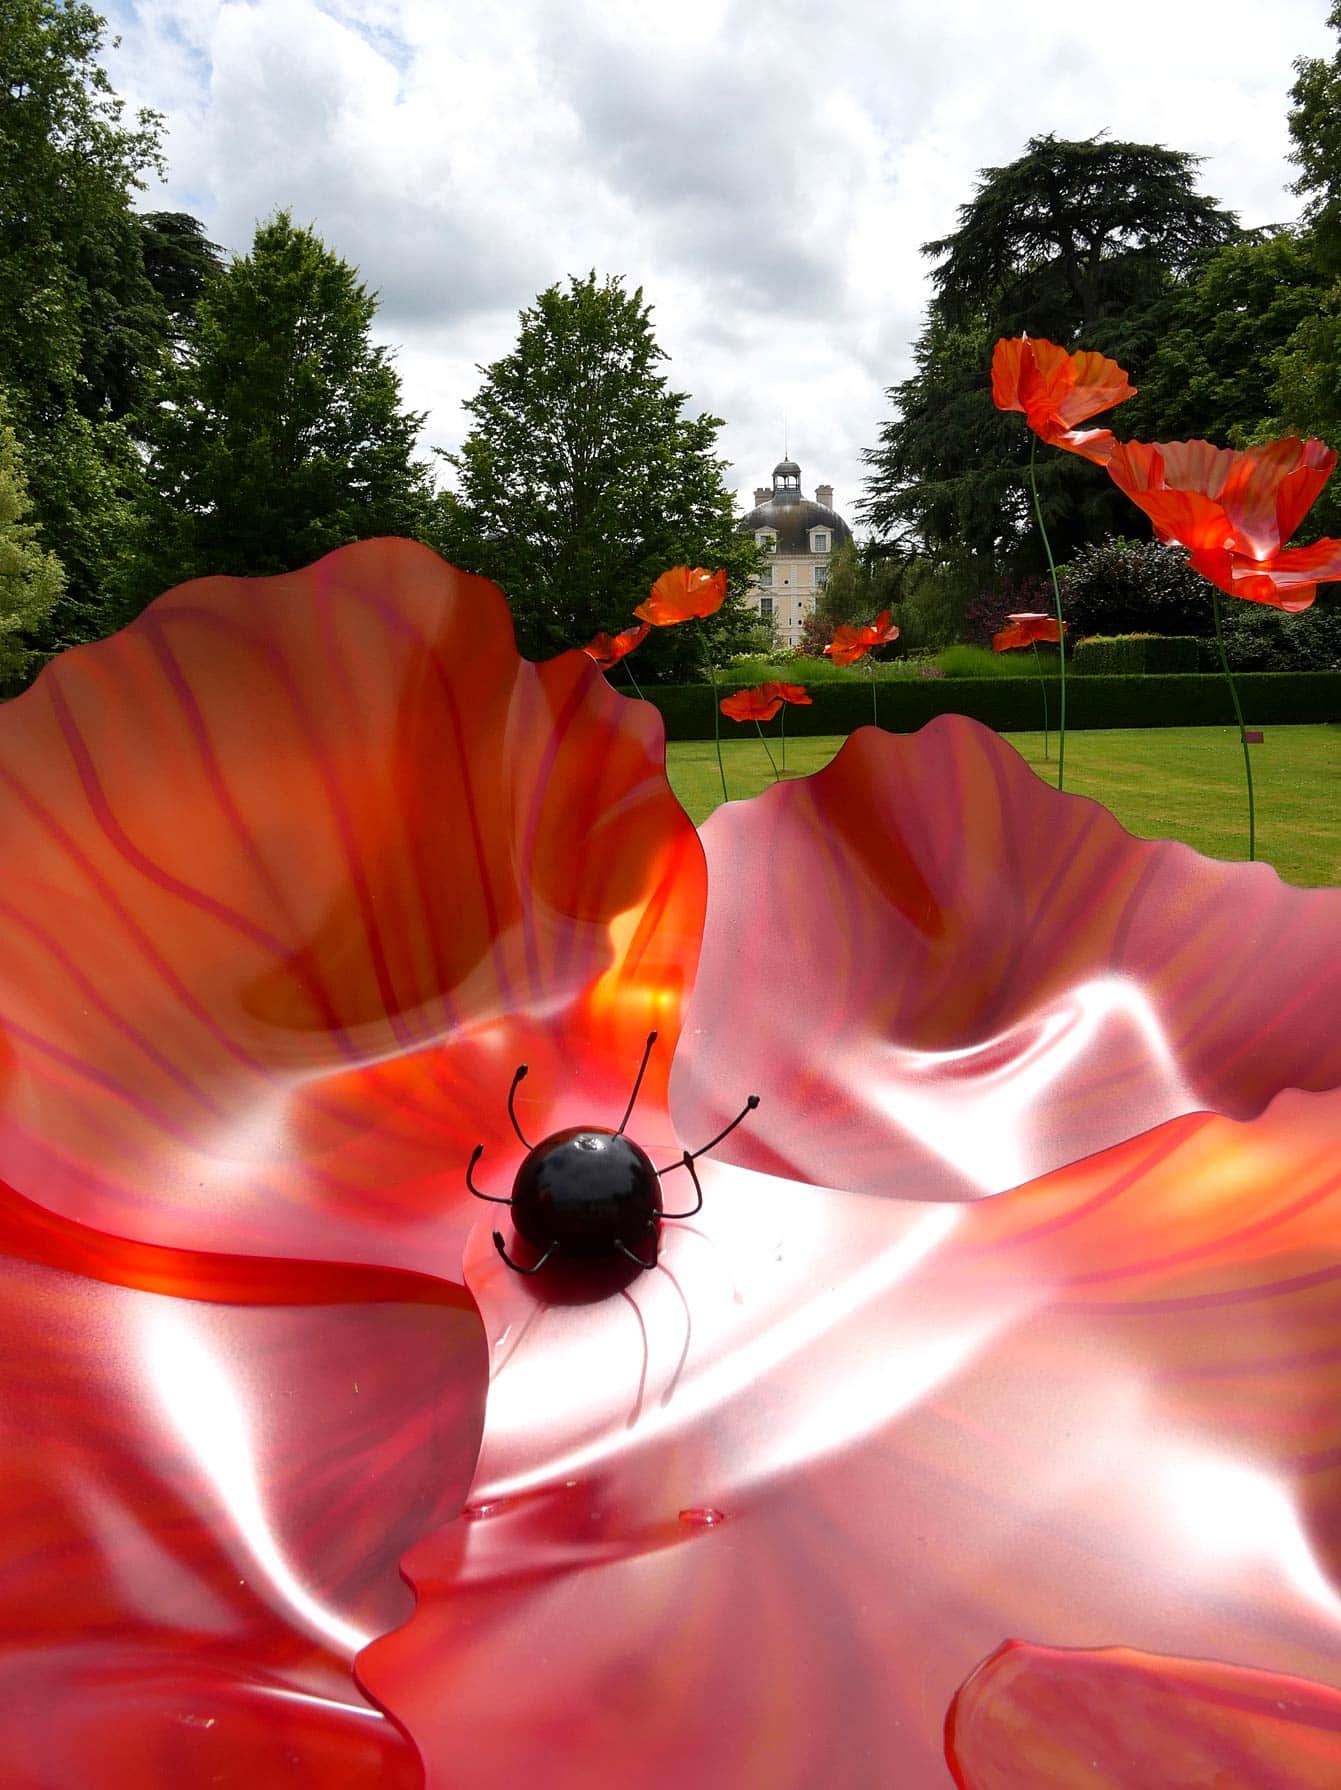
{"left": 758, "top": 563, "right": 773, "bottom": 587}
{"left": 759, "top": 596, "right": 774, "bottom": 619}
{"left": 756, "top": 530, "right": 777, "bottom": 551}
{"left": 814, "top": 563, "right": 829, "bottom": 588}
{"left": 810, "top": 530, "right": 830, "bottom": 554}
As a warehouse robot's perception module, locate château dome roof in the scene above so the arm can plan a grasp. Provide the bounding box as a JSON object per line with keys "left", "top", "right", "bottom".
{"left": 737, "top": 459, "right": 852, "bottom": 554}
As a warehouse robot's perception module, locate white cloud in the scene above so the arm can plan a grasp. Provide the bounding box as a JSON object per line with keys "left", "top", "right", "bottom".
{"left": 103, "top": 0, "right": 1335, "bottom": 530}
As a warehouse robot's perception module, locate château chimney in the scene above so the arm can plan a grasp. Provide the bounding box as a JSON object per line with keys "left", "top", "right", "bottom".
{"left": 815, "top": 482, "right": 834, "bottom": 509}
{"left": 754, "top": 486, "right": 770, "bottom": 506}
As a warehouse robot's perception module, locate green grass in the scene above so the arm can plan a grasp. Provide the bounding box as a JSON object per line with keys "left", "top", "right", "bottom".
{"left": 666, "top": 724, "right": 1341, "bottom": 889}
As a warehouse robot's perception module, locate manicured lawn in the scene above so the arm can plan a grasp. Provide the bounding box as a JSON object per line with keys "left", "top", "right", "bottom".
{"left": 665, "top": 724, "right": 1341, "bottom": 888}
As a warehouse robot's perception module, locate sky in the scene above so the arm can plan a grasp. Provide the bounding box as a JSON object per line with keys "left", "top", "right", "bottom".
{"left": 100, "top": 0, "right": 1336, "bottom": 531}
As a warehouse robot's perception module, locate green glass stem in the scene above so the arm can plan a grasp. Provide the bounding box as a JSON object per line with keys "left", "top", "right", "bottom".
{"left": 622, "top": 662, "right": 647, "bottom": 703}
{"left": 754, "top": 719, "right": 781, "bottom": 782}
{"left": 1030, "top": 638, "right": 1050, "bottom": 760}
{"left": 780, "top": 702, "right": 787, "bottom": 773}
{"left": 1029, "top": 437, "right": 1067, "bottom": 790}
{"left": 701, "top": 636, "right": 729, "bottom": 805}
{"left": 1211, "top": 588, "right": 1256, "bottom": 862}
{"left": 868, "top": 657, "right": 878, "bottom": 727}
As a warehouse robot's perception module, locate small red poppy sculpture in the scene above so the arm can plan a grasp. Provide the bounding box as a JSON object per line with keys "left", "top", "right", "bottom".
{"left": 824, "top": 607, "right": 899, "bottom": 666}
{"left": 582, "top": 620, "right": 649, "bottom": 668}
{"left": 633, "top": 565, "right": 727, "bottom": 625}
{"left": 1106, "top": 436, "right": 1341, "bottom": 612}
{"left": 991, "top": 336, "right": 1136, "bottom": 466}
{"left": 2, "top": 539, "right": 1341, "bottom": 1787}
{"left": 720, "top": 684, "right": 783, "bottom": 723}
{"left": 991, "top": 612, "right": 1064, "bottom": 653}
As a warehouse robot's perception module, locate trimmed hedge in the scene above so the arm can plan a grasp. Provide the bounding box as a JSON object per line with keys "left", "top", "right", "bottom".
{"left": 1073, "top": 634, "right": 1201, "bottom": 675}
{"left": 637, "top": 672, "right": 1341, "bottom": 740}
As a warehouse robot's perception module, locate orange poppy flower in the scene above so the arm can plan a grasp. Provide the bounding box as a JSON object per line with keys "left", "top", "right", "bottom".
{"left": 764, "top": 680, "right": 813, "bottom": 705}
{"left": 1106, "top": 436, "right": 1341, "bottom": 611}
{"left": 992, "top": 336, "right": 1136, "bottom": 467}
{"left": 582, "top": 621, "right": 649, "bottom": 669}
{"left": 721, "top": 684, "right": 784, "bottom": 723}
{"left": 826, "top": 609, "right": 899, "bottom": 667}
{"left": 633, "top": 566, "right": 727, "bottom": 626}
{"left": 992, "top": 612, "right": 1065, "bottom": 652}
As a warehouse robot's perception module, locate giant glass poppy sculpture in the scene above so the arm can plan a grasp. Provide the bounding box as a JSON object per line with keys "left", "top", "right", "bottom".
{"left": 3, "top": 538, "right": 1341, "bottom": 1788}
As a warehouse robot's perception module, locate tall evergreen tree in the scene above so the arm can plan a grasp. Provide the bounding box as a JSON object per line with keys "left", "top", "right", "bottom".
{"left": 925, "top": 133, "right": 1239, "bottom": 337}
{"left": 116, "top": 211, "right": 436, "bottom": 617}
{"left": 862, "top": 135, "right": 1239, "bottom": 569}
{"left": 137, "top": 211, "right": 225, "bottom": 353}
{"left": 440, "top": 271, "right": 761, "bottom": 674}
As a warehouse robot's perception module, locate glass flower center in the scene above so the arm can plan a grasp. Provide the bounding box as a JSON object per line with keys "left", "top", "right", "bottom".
{"left": 509, "top": 1127, "right": 661, "bottom": 1258}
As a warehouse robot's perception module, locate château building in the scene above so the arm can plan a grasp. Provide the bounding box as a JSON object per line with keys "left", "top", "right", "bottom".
{"left": 736, "top": 458, "right": 853, "bottom": 648}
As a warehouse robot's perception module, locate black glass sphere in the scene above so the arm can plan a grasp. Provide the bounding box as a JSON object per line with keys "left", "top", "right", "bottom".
{"left": 510, "top": 1126, "right": 661, "bottom": 1258}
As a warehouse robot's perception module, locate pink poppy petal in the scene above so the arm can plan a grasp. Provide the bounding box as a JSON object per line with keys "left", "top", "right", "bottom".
{"left": 0, "top": 540, "right": 705, "bottom": 1283}
{"left": 360, "top": 1089, "right": 1341, "bottom": 1784}
{"left": 671, "top": 717, "right": 1341, "bottom": 1203}
{"left": 947, "top": 1640, "right": 1341, "bottom": 1789}
{"left": 0, "top": 1203, "right": 487, "bottom": 1788}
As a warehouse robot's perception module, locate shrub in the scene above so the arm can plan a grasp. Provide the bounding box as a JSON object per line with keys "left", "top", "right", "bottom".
{"left": 962, "top": 571, "right": 1055, "bottom": 647}
{"left": 1073, "top": 634, "right": 1201, "bottom": 674}
{"left": 1209, "top": 600, "right": 1341, "bottom": 671}
{"left": 937, "top": 643, "right": 1036, "bottom": 677}
{"left": 1062, "top": 536, "right": 1214, "bottom": 637}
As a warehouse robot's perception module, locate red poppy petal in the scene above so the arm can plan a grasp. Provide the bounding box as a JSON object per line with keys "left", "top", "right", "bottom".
{"left": 947, "top": 1641, "right": 1341, "bottom": 1789}
{"left": 1051, "top": 424, "right": 1118, "bottom": 466}
{"left": 992, "top": 623, "right": 1030, "bottom": 651}
{"left": 582, "top": 631, "right": 619, "bottom": 667}
{"left": 1015, "top": 339, "right": 1080, "bottom": 438}
{"left": 998, "top": 615, "right": 1062, "bottom": 644}
{"left": 990, "top": 337, "right": 1031, "bottom": 413}
{"left": 1146, "top": 486, "right": 1238, "bottom": 554}
{"left": 1228, "top": 537, "right": 1341, "bottom": 611}
{"left": 633, "top": 567, "right": 727, "bottom": 626}
{"left": 362, "top": 1087, "right": 1341, "bottom": 1785}
{"left": 0, "top": 540, "right": 705, "bottom": 1283}
{"left": 0, "top": 1206, "right": 486, "bottom": 1788}
{"left": 721, "top": 687, "right": 782, "bottom": 723}
{"left": 1213, "top": 439, "right": 1317, "bottom": 558}
{"left": 1051, "top": 349, "right": 1136, "bottom": 428}
{"left": 672, "top": 716, "right": 1341, "bottom": 1203}
{"left": 1274, "top": 442, "right": 1338, "bottom": 546}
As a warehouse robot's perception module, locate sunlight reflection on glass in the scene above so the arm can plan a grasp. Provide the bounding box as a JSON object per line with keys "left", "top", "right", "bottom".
{"left": 143, "top": 1307, "right": 371, "bottom": 1656}
{"left": 865, "top": 976, "right": 1193, "bottom": 1192}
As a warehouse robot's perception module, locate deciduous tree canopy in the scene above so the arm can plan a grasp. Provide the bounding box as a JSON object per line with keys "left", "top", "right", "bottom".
{"left": 116, "top": 211, "right": 437, "bottom": 617}
{"left": 440, "top": 272, "right": 762, "bottom": 674}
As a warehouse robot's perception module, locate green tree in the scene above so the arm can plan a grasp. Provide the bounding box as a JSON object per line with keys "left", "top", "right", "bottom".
{"left": 0, "top": 0, "right": 179, "bottom": 649}
{"left": 0, "top": 392, "right": 64, "bottom": 689}
{"left": 1266, "top": 7, "right": 1341, "bottom": 535}
{"left": 926, "top": 133, "right": 1239, "bottom": 337}
{"left": 1121, "top": 232, "right": 1326, "bottom": 445}
{"left": 116, "top": 210, "right": 437, "bottom": 617}
{"left": 1288, "top": 2, "right": 1341, "bottom": 274}
{"left": 862, "top": 135, "right": 1240, "bottom": 572}
{"left": 137, "top": 210, "right": 225, "bottom": 352}
{"left": 441, "top": 272, "right": 761, "bottom": 674}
